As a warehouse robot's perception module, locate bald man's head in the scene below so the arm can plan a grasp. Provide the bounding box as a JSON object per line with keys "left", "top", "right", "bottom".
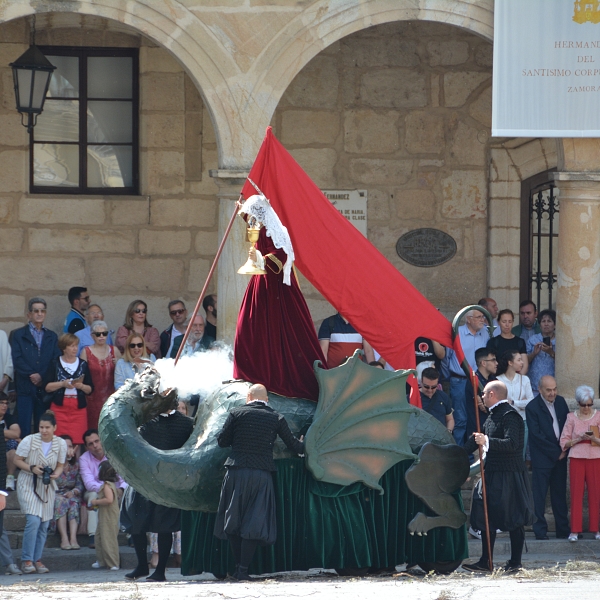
{"left": 247, "top": 384, "right": 268, "bottom": 403}
{"left": 539, "top": 376, "right": 557, "bottom": 403}
{"left": 482, "top": 380, "right": 508, "bottom": 408}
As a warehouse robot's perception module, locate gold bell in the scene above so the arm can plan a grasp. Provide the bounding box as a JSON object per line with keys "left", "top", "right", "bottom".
{"left": 238, "top": 225, "right": 267, "bottom": 275}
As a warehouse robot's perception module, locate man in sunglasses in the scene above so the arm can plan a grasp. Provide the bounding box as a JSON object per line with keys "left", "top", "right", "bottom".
{"left": 63, "top": 287, "right": 91, "bottom": 334}
{"left": 419, "top": 367, "right": 454, "bottom": 434}
{"left": 160, "top": 300, "right": 188, "bottom": 359}
{"left": 465, "top": 348, "right": 498, "bottom": 440}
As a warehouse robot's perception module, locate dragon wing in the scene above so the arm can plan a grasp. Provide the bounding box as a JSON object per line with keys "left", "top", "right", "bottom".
{"left": 305, "top": 352, "right": 418, "bottom": 493}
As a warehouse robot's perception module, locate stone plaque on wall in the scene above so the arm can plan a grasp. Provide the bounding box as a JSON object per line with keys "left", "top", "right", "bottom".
{"left": 396, "top": 228, "right": 456, "bottom": 267}
{"left": 322, "top": 189, "right": 367, "bottom": 237}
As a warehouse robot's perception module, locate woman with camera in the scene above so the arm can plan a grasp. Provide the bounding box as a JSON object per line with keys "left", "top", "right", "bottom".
{"left": 14, "top": 411, "right": 67, "bottom": 574}
{"left": 559, "top": 385, "right": 600, "bottom": 542}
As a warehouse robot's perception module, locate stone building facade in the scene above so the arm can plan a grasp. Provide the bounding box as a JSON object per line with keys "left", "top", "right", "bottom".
{"left": 0, "top": 1, "right": 595, "bottom": 396}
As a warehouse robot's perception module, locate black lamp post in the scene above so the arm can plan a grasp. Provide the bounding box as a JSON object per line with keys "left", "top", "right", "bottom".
{"left": 9, "top": 17, "right": 55, "bottom": 133}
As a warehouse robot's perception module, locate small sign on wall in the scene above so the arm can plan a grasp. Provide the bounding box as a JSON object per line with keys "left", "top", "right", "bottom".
{"left": 322, "top": 189, "right": 368, "bottom": 237}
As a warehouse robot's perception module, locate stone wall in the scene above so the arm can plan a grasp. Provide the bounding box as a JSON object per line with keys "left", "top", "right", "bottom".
{"left": 274, "top": 21, "right": 494, "bottom": 320}
{"left": 0, "top": 13, "right": 545, "bottom": 339}
{"left": 0, "top": 15, "right": 219, "bottom": 336}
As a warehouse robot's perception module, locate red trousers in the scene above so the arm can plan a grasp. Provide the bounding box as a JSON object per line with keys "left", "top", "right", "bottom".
{"left": 569, "top": 458, "right": 600, "bottom": 533}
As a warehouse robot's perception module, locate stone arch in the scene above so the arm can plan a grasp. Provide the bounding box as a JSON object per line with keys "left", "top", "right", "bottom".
{"left": 244, "top": 0, "right": 494, "bottom": 148}
{"left": 0, "top": 1, "right": 494, "bottom": 169}
{"left": 0, "top": 1, "right": 243, "bottom": 167}
{"left": 488, "top": 139, "right": 559, "bottom": 310}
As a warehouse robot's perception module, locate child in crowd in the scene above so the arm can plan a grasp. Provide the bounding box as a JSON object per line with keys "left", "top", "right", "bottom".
{"left": 90, "top": 461, "right": 120, "bottom": 571}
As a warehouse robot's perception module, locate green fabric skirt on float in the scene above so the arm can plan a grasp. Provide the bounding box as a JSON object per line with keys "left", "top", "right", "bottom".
{"left": 181, "top": 458, "right": 468, "bottom": 577}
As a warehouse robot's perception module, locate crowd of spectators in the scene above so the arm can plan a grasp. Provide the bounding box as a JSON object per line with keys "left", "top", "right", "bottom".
{"left": 388, "top": 297, "right": 596, "bottom": 545}
{"left": 0, "top": 288, "right": 595, "bottom": 573}
{"left": 0, "top": 288, "right": 217, "bottom": 574}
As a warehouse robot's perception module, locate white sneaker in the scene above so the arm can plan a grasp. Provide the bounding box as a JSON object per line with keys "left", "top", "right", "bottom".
{"left": 6, "top": 475, "right": 15, "bottom": 490}
{"left": 110, "top": 566, "right": 120, "bottom": 571}
{"left": 92, "top": 562, "right": 101, "bottom": 569}
{"left": 5, "top": 563, "right": 22, "bottom": 575}
{"left": 568, "top": 533, "right": 578, "bottom": 542}
{"left": 595, "top": 532, "right": 600, "bottom": 540}
{"left": 468, "top": 526, "right": 482, "bottom": 540}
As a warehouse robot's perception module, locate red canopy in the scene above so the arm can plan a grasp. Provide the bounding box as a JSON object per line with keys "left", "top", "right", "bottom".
{"left": 241, "top": 128, "right": 465, "bottom": 405}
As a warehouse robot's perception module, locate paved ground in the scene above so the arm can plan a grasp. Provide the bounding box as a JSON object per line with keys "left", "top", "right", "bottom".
{"left": 0, "top": 554, "right": 599, "bottom": 600}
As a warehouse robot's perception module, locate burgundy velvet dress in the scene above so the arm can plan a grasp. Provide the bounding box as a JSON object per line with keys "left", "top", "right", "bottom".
{"left": 233, "top": 228, "right": 326, "bottom": 401}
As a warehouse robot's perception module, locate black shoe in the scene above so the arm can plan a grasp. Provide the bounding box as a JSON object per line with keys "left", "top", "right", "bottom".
{"left": 462, "top": 561, "right": 490, "bottom": 573}
{"left": 535, "top": 535, "right": 549, "bottom": 540}
{"left": 88, "top": 535, "right": 95, "bottom": 549}
{"left": 125, "top": 567, "right": 150, "bottom": 580}
{"left": 146, "top": 572, "right": 166, "bottom": 582}
{"left": 503, "top": 562, "right": 522, "bottom": 574}
{"left": 232, "top": 566, "right": 251, "bottom": 581}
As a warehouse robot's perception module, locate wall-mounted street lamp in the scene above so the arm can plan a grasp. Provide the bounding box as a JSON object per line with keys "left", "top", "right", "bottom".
{"left": 9, "top": 16, "right": 55, "bottom": 133}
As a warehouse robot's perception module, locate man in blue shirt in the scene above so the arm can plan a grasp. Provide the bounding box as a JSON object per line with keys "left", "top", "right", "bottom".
{"left": 10, "top": 298, "right": 60, "bottom": 436}
{"left": 442, "top": 309, "right": 489, "bottom": 445}
{"left": 63, "top": 287, "right": 91, "bottom": 334}
{"left": 419, "top": 368, "right": 454, "bottom": 433}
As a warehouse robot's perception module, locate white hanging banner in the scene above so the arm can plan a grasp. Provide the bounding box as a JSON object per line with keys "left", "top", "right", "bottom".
{"left": 493, "top": 0, "right": 600, "bottom": 137}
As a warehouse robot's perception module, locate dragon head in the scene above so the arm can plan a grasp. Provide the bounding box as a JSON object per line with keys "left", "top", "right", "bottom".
{"left": 130, "top": 366, "right": 178, "bottom": 424}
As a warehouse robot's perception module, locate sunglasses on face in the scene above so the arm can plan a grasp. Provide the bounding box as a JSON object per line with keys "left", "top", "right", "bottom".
{"left": 581, "top": 403, "right": 594, "bottom": 408}
{"left": 170, "top": 309, "right": 185, "bottom": 316}
{"left": 129, "top": 342, "right": 144, "bottom": 349}
{"left": 134, "top": 308, "right": 147, "bottom": 314}
{"left": 93, "top": 331, "right": 109, "bottom": 337}
{"left": 80, "top": 296, "right": 90, "bottom": 302}
{"left": 421, "top": 384, "right": 437, "bottom": 390}
{"left": 31, "top": 309, "right": 46, "bottom": 314}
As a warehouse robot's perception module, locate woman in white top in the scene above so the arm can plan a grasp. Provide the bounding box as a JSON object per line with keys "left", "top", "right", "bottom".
{"left": 14, "top": 411, "right": 67, "bottom": 574}
{"left": 496, "top": 349, "right": 534, "bottom": 459}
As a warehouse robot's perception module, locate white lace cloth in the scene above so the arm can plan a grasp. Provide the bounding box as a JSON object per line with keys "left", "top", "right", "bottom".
{"left": 239, "top": 193, "right": 295, "bottom": 285}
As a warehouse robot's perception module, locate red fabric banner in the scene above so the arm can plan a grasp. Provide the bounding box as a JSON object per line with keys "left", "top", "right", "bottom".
{"left": 241, "top": 128, "right": 465, "bottom": 406}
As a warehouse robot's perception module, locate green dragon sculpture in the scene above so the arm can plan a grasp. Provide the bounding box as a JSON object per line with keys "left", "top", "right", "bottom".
{"left": 98, "top": 353, "right": 458, "bottom": 513}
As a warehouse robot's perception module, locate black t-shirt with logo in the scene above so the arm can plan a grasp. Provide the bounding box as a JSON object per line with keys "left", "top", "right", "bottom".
{"left": 415, "top": 337, "right": 441, "bottom": 371}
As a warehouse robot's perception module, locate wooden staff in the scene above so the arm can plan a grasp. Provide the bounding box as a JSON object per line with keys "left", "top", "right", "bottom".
{"left": 471, "top": 369, "right": 493, "bottom": 572}
{"left": 452, "top": 305, "right": 494, "bottom": 572}
{"left": 174, "top": 197, "right": 241, "bottom": 365}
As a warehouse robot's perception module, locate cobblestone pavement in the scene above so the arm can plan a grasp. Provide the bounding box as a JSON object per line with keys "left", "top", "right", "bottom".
{"left": 0, "top": 558, "right": 598, "bottom": 600}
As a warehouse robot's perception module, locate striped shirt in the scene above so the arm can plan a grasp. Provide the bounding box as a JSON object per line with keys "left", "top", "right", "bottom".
{"left": 318, "top": 314, "right": 363, "bottom": 368}
{"left": 16, "top": 434, "right": 67, "bottom": 520}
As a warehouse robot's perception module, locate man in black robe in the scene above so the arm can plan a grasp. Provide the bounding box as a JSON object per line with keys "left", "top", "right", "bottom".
{"left": 214, "top": 383, "right": 304, "bottom": 581}
{"left": 462, "top": 380, "right": 534, "bottom": 573}
{"left": 123, "top": 407, "right": 194, "bottom": 582}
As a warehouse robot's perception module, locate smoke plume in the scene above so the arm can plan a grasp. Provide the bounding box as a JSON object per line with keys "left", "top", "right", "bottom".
{"left": 154, "top": 344, "right": 234, "bottom": 399}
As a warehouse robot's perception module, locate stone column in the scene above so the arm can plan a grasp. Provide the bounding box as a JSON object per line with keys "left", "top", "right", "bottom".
{"left": 554, "top": 172, "right": 600, "bottom": 397}
{"left": 209, "top": 169, "right": 250, "bottom": 346}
